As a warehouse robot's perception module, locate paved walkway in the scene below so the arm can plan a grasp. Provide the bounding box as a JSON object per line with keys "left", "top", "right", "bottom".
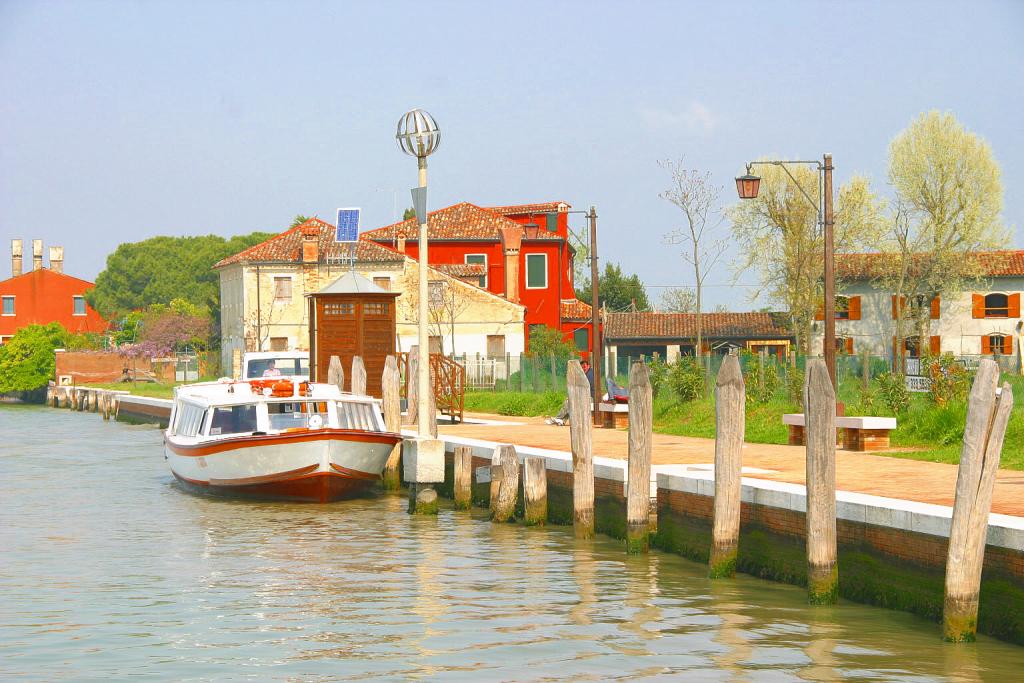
{"left": 440, "top": 413, "right": 1024, "bottom": 517}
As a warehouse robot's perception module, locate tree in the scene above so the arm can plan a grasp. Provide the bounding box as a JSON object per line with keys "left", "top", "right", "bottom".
{"left": 660, "top": 158, "right": 729, "bottom": 357}
{"left": 0, "top": 323, "right": 68, "bottom": 392}
{"left": 576, "top": 262, "right": 650, "bottom": 312}
{"left": 402, "top": 207, "right": 417, "bottom": 221}
{"left": 290, "top": 215, "right": 313, "bottom": 228}
{"left": 730, "top": 162, "right": 884, "bottom": 353}
{"left": 659, "top": 287, "right": 696, "bottom": 313}
{"left": 879, "top": 111, "right": 1007, "bottom": 369}
{"left": 86, "top": 232, "right": 274, "bottom": 319}
{"left": 527, "top": 324, "right": 576, "bottom": 361}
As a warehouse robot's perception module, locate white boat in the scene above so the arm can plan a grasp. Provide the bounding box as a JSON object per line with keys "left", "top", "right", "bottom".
{"left": 164, "top": 378, "right": 402, "bottom": 503}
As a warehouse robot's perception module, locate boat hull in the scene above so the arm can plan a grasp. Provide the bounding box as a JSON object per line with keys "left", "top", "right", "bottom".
{"left": 165, "top": 429, "right": 401, "bottom": 503}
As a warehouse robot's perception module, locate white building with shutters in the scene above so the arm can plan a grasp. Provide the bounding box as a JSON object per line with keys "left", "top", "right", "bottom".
{"left": 810, "top": 251, "right": 1024, "bottom": 369}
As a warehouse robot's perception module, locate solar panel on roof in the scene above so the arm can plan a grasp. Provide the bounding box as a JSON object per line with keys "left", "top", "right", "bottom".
{"left": 336, "top": 208, "right": 360, "bottom": 243}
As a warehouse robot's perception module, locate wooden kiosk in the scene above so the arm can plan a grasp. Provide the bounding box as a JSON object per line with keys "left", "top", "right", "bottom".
{"left": 307, "top": 272, "right": 399, "bottom": 397}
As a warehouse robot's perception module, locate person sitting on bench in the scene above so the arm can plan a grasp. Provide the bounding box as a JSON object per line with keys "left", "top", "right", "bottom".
{"left": 546, "top": 360, "right": 593, "bottom": 425}
{"left": 606, "top": 377, "right": 629, "bottom": 403}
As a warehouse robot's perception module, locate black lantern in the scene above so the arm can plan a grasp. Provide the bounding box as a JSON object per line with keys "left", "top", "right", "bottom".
{"left": 735, "top": 173, "right": 761, "bottom": 199}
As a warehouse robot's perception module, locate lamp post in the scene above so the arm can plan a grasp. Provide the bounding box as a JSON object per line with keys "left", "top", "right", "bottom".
{"left": 396, "top": 109, "right": 440, "bottom": 437}
{"left": 736, "top": 155, "right": 836, "bottom": 388}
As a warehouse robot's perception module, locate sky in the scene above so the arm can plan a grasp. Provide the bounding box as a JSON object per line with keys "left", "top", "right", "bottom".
{"left": 2, "top": 0, "right": 1022, "bottom": 310}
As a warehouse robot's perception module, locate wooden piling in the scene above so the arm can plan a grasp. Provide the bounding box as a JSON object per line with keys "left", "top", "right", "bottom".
{"left": 804, "top": 358, "right": 838, "bottom": 604}
{"left": 491, "top": 444, "right": 519, "bottom": 523}
{"left": 567, "top": 360, "right": 594, "bottom": 539}
{"left": 626, "top": 361, "right": 653, "bottom": 553}
{"left": 710, "top": 354, "right": 745, "bottom": 578}
{"left": 522, "top": 456, "right": 548, "bottom": 526}
{"left": 327, "top": 355, "right": 345, "bottom": 392}
{"left": 453, "top": 445, "right": 474, "bottom": 510}
{"left": 101, "top": 391, "right": 110, "bottom": 420}
{"left": 943, "top": 359, "right": 1014, "bottom": 642}
{"left": 489, "top": 445, "right": 502, "bottom": 505}
{"left": 380, "top": 355, "right": 402, "bottom": 490}
{"left": 351, "top": 355, "right": 367, "bottom": 396}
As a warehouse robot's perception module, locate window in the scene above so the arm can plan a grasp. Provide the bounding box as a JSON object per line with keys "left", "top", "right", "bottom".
{"left": 336, "top": 401, "right": 380, "bottom": 431}
{"left": 834, "top": 296, "right": 850, "bottom": 320}
{"left": 429, "top": 281, "right": 445, "bottom": 307}
{"left": 0, "top": 336, "right": 10, "bottom": 345}
{"left": 72, "top": 296, "right": 86, "bottom": 316}
{"left": 273, "top": 276, "right": 292, "bottom": 303}
{"left": 574, "top": 328, "right": 590, "bottom": 351}
{"left": 208, "top": 404, "right": 259, "bottom": 435}
{"left": 364, "top": 302, "right": 389, "bottom": 317}
{"left": 173, "top": 403, "right": 208, "bottom": 437}
{"left": 904, "top": 336, "right": 921, "bottom": 358}
{"left": 987, "top": 334, "right": 1010, "bottom": 355}
{"left": 525, "top": 253, "right": 547, "bottom": 289}
{"left": 373, "top": 277, "right": 391, "bottom": 291}
{"left": 1, "top": 296, "right": 14, "bottom": 316}
{"left": 270, "top": 337, "right": 288, "bottom": 351}
{"left": 465, "top": 254, "right": 487, "bottom": 288}
{"left": 267, "top": 401, "right": 328, "bottom": 431}
{"left": 486, "top": 335, "right": 505, "bottom": 358}
{"left": 324, "top": 302, "right": 354, "bottom": 316}
{"left": 985, "top": 293, "right": 1009, "bottom": 318}
{"left": 835, "top": 337, "right": 853, "bottom": 354}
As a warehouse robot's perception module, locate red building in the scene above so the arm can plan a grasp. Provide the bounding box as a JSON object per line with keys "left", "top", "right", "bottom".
{"left": 360, "top": 201, "right": 594, "bottom": 356}
{"left": 0, "top": 240, "right": 106, "bottom": 344}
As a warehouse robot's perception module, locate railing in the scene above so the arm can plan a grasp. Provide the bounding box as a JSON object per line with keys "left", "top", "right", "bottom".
{"left": 397, "top": 352, "right": 466, "bottom": 423}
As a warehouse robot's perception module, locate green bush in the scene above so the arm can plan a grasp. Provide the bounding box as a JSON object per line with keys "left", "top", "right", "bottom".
{"left": 0, "top": 323, "right": 70, "bottom": 393}
{"left": 667, "top": 357, "right": 705, "bottom": 403}
{"left": 785, "top": 364, "right": 805, "bottom": 408}
{"left": 876, "top": 372, "right": 911, "bottom": 414}
{"left": 743, "top": 352, "right": 782, "bottom": 404}
{"left": 648, "top": 356, "right": 669, "bottom": 399}
{"left": 922, "top": 353, "right": 970, "bottom": 406}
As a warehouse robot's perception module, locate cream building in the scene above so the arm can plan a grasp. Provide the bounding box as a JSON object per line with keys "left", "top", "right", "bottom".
{"left": 215, "top": 218, "right": 525, "bottom": 372}
{"left": 810, "top": 251, "right": 1024, "bottom": 371}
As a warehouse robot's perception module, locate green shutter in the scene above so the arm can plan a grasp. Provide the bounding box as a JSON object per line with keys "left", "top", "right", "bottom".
{"left": 545, "top": 212, "right": 558, "bottom": 232}
{"left": 526, "top": 254, "right": 546, "bottom": 288}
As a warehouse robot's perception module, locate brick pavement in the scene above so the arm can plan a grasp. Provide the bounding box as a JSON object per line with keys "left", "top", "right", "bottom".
{"left": 440, "top": 413, "right": 1024, "bottom": 517}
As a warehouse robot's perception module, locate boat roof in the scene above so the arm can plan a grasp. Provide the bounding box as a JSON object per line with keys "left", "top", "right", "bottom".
{"left": 242, "top": 351, "right": 310, "bottom": 360}
{"left": 174, "top": 380, "right": 376, "bottom": 408}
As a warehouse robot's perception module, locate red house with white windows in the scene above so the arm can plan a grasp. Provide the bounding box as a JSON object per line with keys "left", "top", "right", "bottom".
{"left": 360, "top": 201, "right": 594, "bottom": 356}
{"left": 0, "top": 240, "right": 106, "bottom": 344}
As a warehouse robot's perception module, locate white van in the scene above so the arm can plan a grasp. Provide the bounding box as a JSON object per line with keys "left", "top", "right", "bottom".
{"left": 241, "top": 351, "right": 310, "bottom": 380}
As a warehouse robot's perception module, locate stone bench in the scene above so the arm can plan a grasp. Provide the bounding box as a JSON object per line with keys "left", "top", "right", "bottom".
{"left": 783, "top": 414, "right": 897, "bottom": 452}
{"left": 598, "top": 402, "right": 629, "bottom": 429}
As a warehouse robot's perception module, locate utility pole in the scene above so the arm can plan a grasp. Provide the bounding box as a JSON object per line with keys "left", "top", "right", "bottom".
{"left": 589, "top": 206, "right": 602, "bottom": 425}
{"left": 823, "top": 154, "right": 836, "bottom": 388}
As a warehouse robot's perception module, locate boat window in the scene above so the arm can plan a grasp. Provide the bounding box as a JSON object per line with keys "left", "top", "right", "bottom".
{"left": 336, "top": 401, "right": 379, "bottom": 431}
{"left": 245, "top": 358, "right": 310, "bottom": 379}
{"left": 175, "top": 403, "right": 207, "bottom": 437}
{"left": 267, "top": 401, "right": 330, "bottom": 430}
{"left": 208, "top": 404, "right": 259, "bottom": 435}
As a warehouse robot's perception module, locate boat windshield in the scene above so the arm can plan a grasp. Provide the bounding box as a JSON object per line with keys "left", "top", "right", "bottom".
{"left": 267, "top": 401, "right": 330, "bottom": 431}
{"left": 336, "top": 401, "right": 380, "bottom": 431}
{"left": 209, "top": 404, "right": 259, "bottom": 436}
{"left": 246, "top": 357, "right": 310, "bottom": 379}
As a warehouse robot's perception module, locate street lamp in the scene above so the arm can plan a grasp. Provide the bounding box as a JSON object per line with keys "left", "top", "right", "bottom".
{"left": 736, "top": 155, "right": 836, "bottom": 387}
{"left": 396, "top": 108, "right": 440, "bottom": 438}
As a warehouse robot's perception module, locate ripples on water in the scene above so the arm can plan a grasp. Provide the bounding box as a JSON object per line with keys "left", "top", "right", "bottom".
{"left": 1, "top": 405, "right": 1022, "bottom": 681}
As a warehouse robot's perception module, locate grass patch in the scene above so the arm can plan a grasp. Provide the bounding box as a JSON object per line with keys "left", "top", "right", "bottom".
{"left": 464, "top": 390, "right": 565, "bottom": 417}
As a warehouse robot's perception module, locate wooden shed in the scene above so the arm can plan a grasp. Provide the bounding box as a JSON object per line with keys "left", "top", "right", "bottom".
{"left": 307, "top": 272, "right": 399, "bottom": 397}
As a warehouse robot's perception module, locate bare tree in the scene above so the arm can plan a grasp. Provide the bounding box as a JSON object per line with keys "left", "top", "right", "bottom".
{"left": 660, "top": 158, "right": 729, "bottom": 357}
{"left": 659, "top": 287, "right": 696, "bottom": 313}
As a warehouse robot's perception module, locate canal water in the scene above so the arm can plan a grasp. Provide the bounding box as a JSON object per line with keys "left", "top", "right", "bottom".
{"left": 2, "top": 405, "right": 1022, "bottom": 681}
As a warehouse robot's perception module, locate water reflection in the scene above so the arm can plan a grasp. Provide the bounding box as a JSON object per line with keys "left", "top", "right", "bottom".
{"left": 2, "top": 405, "right": 1024, "bottom": 681}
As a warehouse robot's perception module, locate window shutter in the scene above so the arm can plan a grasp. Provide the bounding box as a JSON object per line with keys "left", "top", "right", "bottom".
{"left": 972, "top": 294, "right": 985, "bottom": 319}
{"left": 930, "top": 295, "right": 941, "bottom": 320}
{"left": 814, "top": 305, "right": 824, "bottom": 321}
{"left": 845, "top": 338, "right": 854, "bottom": 354}
{"left": 1008, "top": 336, "right": 1015, "bottom": 355}
{"left": 981, "top": 335, "right": 991, "bottom": 354}
{"left": 891, "top": 295, "right": 897, "bottom": 319}
{"left": 929, "top": 335, "right": 941, "bottom": 355}
{"left": 848, "top": 296, "right": 861, "bottom": 320}
{"left": 1009, "top": 293, "right": 1021, "bottom": 318}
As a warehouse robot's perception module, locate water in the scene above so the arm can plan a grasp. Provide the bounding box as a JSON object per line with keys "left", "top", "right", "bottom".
{"left": 2, "top": 405, "right": 1022, "bottom": 681}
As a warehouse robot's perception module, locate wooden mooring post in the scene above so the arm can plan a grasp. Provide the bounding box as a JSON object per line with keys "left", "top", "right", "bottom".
{"left": 327, "top": 355, "right": 345, "bottom": 393}
{"left": 567, "top": 360, "right": 594, "bottom": 539}
{"left": 405, "top": 345, "right": 419, "bottom": 426}
{"left": 380, "top": 355, "right": 402, "bottom": 490}
{"left": 626, "top": 361, "right": 652, "bottom": 553}
{"left": 522, "top": 456, "right": 547, "bottom": 526}
{"left": 710, "top": 354, "right": 745, "bottom": 578}
{"left": 351, "top": 355, "right": 367, "bottom": 396}
{"left": 804, "top": 358, "right": 838, "bottom": 604}
{"left": 490, "top": 444, "right": 519, "bottom": 523}
{"left": 453, "top": 445, "right": 474, "bottom": 510}
{"left": 943, "top": 359, "right": 1014, "bottom": 642}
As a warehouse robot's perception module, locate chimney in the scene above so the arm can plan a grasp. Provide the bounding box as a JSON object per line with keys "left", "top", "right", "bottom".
{"left": 49, "top": 246, "right": 64, "bottom": 274}
{"left": 300, "top": 225, "right": 319, "bottom": 263}
{"left": 396, "top": 234, "right": 406, "bottom": 254}
{"left": 11, "top": 239, "right": 23, "bottom": 277}
{"left": 499, "top": 225, "right": 523, "bottom": 303}
{"left": 32, "top": 239, "right": 43, "bottom": 271}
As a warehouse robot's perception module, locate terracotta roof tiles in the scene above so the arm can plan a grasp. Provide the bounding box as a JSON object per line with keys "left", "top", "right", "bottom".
{"left": 360, "top": 202, "right": 563, "bottom": 242}
{"left": 604, "top": 312, "right": 791, "bottom": 340}
{"left": 837, "top": 250, "right": 1024, "bottom": 280}
{"left": 560, "top": 299, "right": 593, "bottom": 321}
{"left": 215, "top": 218, "right": 404, "bottom": 267}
